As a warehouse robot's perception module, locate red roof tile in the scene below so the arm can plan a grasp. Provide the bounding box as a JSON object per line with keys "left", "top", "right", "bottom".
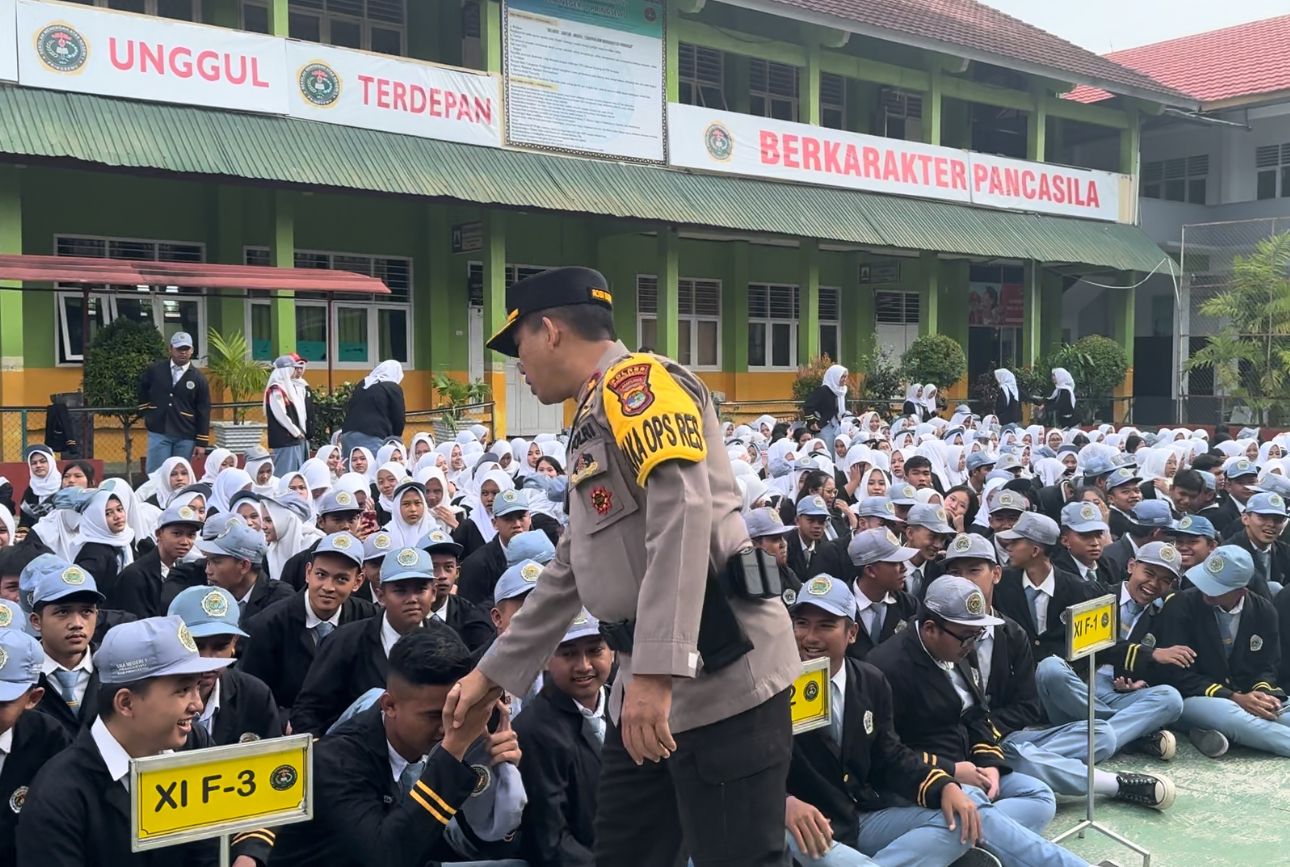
{"left": 1066, "top": 14, "right": 1290, "bottom": 105}
{"left": 751, "top": 0, "right": 1191, "bottom": 105}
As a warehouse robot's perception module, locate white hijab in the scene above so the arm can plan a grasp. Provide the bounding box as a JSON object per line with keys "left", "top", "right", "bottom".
{"left": 265, "top": 366, "right": 308, "bottom": 430}
{"left": 1050, "top": 368, "right": 1076, "bottom": 406}
{"left": 25, "top": 446, "right": 61, "bottom": 499}
{"left": 994, "top": 368, "right": 1019, "bottom": 402}
{"left": 244, "top": 455, "right": 278, "bottom": 497}
{"left": 0, "top": 504, "right": 14, "bottom": 545}
{"left": 923, "top": 385, "right": 939, "bottom": 415}
{"left": 209, "top": 468, "right": 253, "bottom": 515}
{"left": 375, "top": 462, "right": 409, "bottom": 513}
{"left": 348, "top": 447, "right": 377, "bottom": 481}
{"left": 201, "top": 449, "right": 234, "bottom": 484}
{"left": 101, "top": 478, "right": 160, "bottom": 543}
{"left": 469, "top": 469, "right": 516, "bottom": 545}
{"left": 822, "top": 365, "right": 848, "bottom": 422}
{"left": 75, "top": 491, "right": 135, "bottom": 565}
{"left": 384, "top": 481, "right": 434, "bottom": 547}
{"left": 141, "top": 456, "right": 194, "bottom": 508}
{"left": 364, "top": 360, "right": 404, "bottom": 389}
{"left": 263, "top": 497, "right": 321, "bottom": 581}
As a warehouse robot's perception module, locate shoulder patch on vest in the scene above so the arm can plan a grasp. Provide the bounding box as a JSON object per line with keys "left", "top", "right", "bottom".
{"left": 602, "top": 354, "right": 707, "bottom": 486}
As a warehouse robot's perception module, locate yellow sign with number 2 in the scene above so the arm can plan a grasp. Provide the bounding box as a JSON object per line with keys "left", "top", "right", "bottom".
{"left": 790, "top": 657, "right": 831, "bottom": 735}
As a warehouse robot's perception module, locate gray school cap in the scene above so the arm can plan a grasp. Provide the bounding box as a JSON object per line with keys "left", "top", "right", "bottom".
{"left": 0, "top": 629, "right": 44, "bottom": 701}
{"left": 995, "top": 512, "right": 1059, "bottom": 546}
{"left": 853, "top": 497, "right": 898, "bottom": 520}
{"left": 744, "top": 507, "right": 796, "bottom": 539}
{"left": 987, "top": 489, "right": 1028, "bottom": 515}
{"left": 313, "top": 532, "right": 364, "bottom": 569}
{"left": 1133, "top": 542, "right": 1183, "bottom": 577}
{"left": 966, "top": 452, "right": 996, "bottom": 473}
{"left": 363, "top": 530, "right": 396, "bottom": 563}
{"left": 196, "top": 522, "right": 266, "bottom": 565}
{"left": 793, "top": 574, "right": 859, "bottom": 619}
{"left": 796, "top": 495, "right": 831, "bottom": 518}
{"left": 942, "top": 533, "right": 998, "bottom": 564}
{"left": 380, "top": 547, "right": 435, "bottom": 584}
{"left": 888, "top": 484, "right": 919, "bottom": 506}
{"left": 167, "top": 586, "right": 249, "bottom": 639}
{"left": 848, "top": 528, "right": 919, "bottom": 567}
{"left": 96, "top": 616, "right": 233, "bottom": 684}
{"left": 156, "top": 502, "right": 204, "bottom": 531}
{"left": 494, "top": 559, "right": 544, "bottom": 605}
{"left": 492, "top": 489, "right": 530, "bottom": 518}
{"left": 318, "top": 489, "right": 362, "bottom": 516}
{"left": 1061, "top": 500, "right": 1109, "bottom": 533}
{"left": 505, "top": 529, "right": 556, "bottom": 566}
{"left": 906, "top": 504, "right": 955, "bottom": 535}
{"left": 923, "top": 576, "right": 1004, "bottom": 627}
{"left": 31, "top": 564, "right": 104, "bottom": 607}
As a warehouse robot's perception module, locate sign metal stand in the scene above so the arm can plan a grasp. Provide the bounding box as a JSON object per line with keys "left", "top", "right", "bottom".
{"left": 1050, "top": 595, "right": 1153, "bottom": 867}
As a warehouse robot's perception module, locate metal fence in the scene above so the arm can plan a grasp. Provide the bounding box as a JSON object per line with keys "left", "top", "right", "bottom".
{"left": 0, "top": 399, "right": 494, "bottom": 478}
{"left": 1179, "top": 216, "right": 1290, "bottom": 426}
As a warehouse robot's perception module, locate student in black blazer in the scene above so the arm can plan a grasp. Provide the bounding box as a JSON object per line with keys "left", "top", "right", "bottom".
{"left": 0, "top": 630, "right": 72, "bottom": 867}
{"left": 1156, "top": 545, "right": 1290, "bottom": 758}
{"left": 194, "top": 520, "right": 295, "bottom": 629}
{"left": 71, "top": 492, "right": 138, "bottom": 602}
{"left": 513, "top": 616, "right": 613, "bottom": 867}
{"left": 455, "top": 493, "right": 532, "bottom": 607}
{"left": 27, "top": 565, "right": 108, "bottom": 740}
{"left": 241, "top": 586, "right": 376, "bottom": 719}
{"left": 844, "top": 528, "right": 921, "bottom": 661}
{"left": 106, "top": 504, "right": 202, "bottom": 618}
{"left": 786, "top": 495, "right": 852, "bottom": 585}
{"left": 1220, "top": 493, "right": 1287, "bottom": 600}
{"left": 424, "top": 530, "right": 498, "bottom": 652}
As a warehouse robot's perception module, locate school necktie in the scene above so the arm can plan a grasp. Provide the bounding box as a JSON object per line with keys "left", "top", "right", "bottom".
{"left": 1214, "top": 609, "right": 1237, "bottom": 658}
{"left": 1254, "top": 548, "right": 1271, "bottom": 577}
{"left": 827, "top": 681, "right": 843, "bottom": 750}
{"left": 1024, "top": 585, "right": 1042, "bottom": 633}
{"left": 52, "top": 670, "right": 80, "bottom": 709}
{"left": 399, "top": 760, "right": 426, "bottom": 797}
{"left": 1120, "top": 599, "right": 1144, "bottom": 640}
{"left": 868, "top": 603, "right": 886, "bottom": 643}
{"left": 906, "top": 568, "right": 923, "bottom": 598}
{"left": 582, "top": 712, "right": 606, "bottom": 749}
{"left": 313, "top": 621, "right": 335, "bottom": 646}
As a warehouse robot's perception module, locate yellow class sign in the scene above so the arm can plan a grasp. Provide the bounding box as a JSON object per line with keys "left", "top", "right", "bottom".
{"left": 790, "top": 656, "right": 831, "bottom": 735}
{"left": 130, "top": 734, "right": 313, "bottom": 852}
{"left": 1065, "top": 594, "right": 1118, "bottom": 662}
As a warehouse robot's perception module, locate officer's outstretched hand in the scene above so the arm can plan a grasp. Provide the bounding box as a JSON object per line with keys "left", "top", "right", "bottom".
{"left": 445, "top": 669, "right": 504, "bottom": 736}
{"left": 621, "top": 673, "right": 677, "bottom": 765}
{"left": 785, "top": 796, "right": 833, "bottom": 859}
{"left": 939, "top": 784, "right": 982, "bottom": 845}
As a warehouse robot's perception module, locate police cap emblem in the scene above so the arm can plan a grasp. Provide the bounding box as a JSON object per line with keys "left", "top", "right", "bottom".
{"left": 177, "top": 623, "right": 198, "bottom": 653}
{"left": 200, "top": 590, "right": 229, "bottom": 618}
{"left": 806, "top": 576, "right": 832, "bottom": 596}
{"left": 520, "top": 563, "right": 542, "bottom": 582}
{"left": 60, "top": 566, "right": 86, "bottom": 586}
{"left": 965, "top": 590, "right": 986, "bottom": 616}
{"left": 1251, "top": 635, "right": 1264, "bottom": 652}
{"left": 397, "top": 548, "right": 420, "bottom": 567}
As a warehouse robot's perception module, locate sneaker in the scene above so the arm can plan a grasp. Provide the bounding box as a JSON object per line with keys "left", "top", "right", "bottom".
{"left": 950, "top": 848, "right": 1003, "bottom": 867}
{"left": 1114, "top": 772, "right": 1176, "bottom": 810}
{"left": 1189, "top": 727, "right": 1230, "bottom": 758}
{"left": 1132, "top": 729, "right": 1177, "bottom": 761}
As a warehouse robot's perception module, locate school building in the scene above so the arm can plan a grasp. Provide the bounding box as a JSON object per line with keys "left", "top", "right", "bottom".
{"left": 0, "top": 0, "right": 1190, "bottom": 435}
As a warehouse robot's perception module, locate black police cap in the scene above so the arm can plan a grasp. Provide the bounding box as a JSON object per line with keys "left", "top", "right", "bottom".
{"left": 485, "top": 266, "right": 614, "bottom": 357}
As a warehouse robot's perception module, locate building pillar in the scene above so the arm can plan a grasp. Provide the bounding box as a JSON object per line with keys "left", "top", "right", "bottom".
{"left": 918, "top": 251, "right": 939, "bottom": 336}
{"left": 1027, "top": 92, "right": 1047, "bottom": 162}
{"left": 1119, "top": 112, "right": 1141, "bottom": 176}
{"left": 1020, "top": 260, "right": 1042, "bottom": 367}
{"left": 923, "top": 65, "right": 943, "bottom": 146}
{"left": 655, "top": 227, "right": 680, "bottom": 359}
{"left": 799, "top": 239, "right": 820, "bottom": 364}
{"left": 1110, "top": 277, "right": 1136, "bottom": 409}
{"left": 938, "top": 260, "right": 969, "bottom": 400}
{"left": 207, "top": 186, "right": 250, "bottom": 351}
{"left": 842, "top": 252, "right": 873, "bottom": 373}
{"left": 1040, "top": 271, "right": 1064, "bottom": 357}
{"left": 268, "top": 0, "right": 287, "bottom": 35}
{"left": 481, "top": 0, "right": 502, "bottom": 73}
{"left": 269, "top": 191, "right": 296, "bottom": 357}
{"left": 722, "top": 241, "right": 749, "bottom": 399}
{"left": 420, "top": 205, "right": 451, "bottom": 376}
{"left": 0, "top": 166, "right": 23, "bottom": 413}
{"left": 665, "top": 3, "right": 680, "bottom": 104}
{"left": 481, "top": 210, "right": 508, "bottom": 435}
{"left": 802, "top": 43, "right": 821, "bottom": 125}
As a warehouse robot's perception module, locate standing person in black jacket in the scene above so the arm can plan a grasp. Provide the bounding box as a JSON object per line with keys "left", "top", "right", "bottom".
{"left": 265, "top": 355, "right": 311, "bottom": 476}
{"left": 137, "top": 331, "right": 210, "bottom": 471}
{"left": 342, "top": 360, "right": 406, "bottom": 459}
{"left": 994, "top": 369, "right": 1023, "bottom": 427}
{"left": 802, "top": 364, "right": 850, "bottom": 447}
{"left": 1040, "top": 367, "right": 1076, "bottom": 428}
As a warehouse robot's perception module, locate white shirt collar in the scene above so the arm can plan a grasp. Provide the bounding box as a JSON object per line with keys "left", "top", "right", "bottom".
{"left": 42, "top": 650, "right": 93, "bottom": 677}
{"left": 431, "top": 598, "right": 449, "bottom": 622}
{"left": 91, "top": 718, "right": 135, "bottom": 788}
{"left": 171, "top": 361, "right": 190, "bottom": 374}
{"left": 199, "top": 677, "right": 221, "bottom": 729}
{"left": 574, "top": 686, "right": 607, "bottom": 720}
{"left": 1027, "top": 568, "right": 1057, "bottom": 598}
{"left": 381, "top": 612, "right": 420, "bottom": 656}
{"left": 304, "top": 594, "right": 341, "bottom": 629}
{"left": 0, "top": 727, "right": 12, "bottom": 756}
{"left": 799, "top": 533, "right": 816, "bottom": 553}
{"left": 853, "top": 586, "right": 896, "bottom": 612}
{"left": 1220, "top": 596, "right": 1246, "bottom": 615}
{"left": 386, "top": 732, "right": 426, "bottom": 783}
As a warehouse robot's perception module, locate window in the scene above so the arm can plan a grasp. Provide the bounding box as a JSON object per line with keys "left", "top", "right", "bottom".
{"left": 748, "top": 283, "right": 796, "bottom": 368}
{"left": 819, "top": 286, "right": 840, "bottom": 362}
{"left": 65, "top": 0, "right": 202, "bottom": 20}
{"left": 874, "top": 290, "right": 920, "bottom": 359}
{"left": 1256, "top": 144, "right": 1290, "bottom": 200}
{"left": 635, "top": 276, "right": 721, "bottom": 368}
{"left": 749, "top": 59, "right": 798, "bottom": 121}
{"left": 679, "top": 43, "right": 727, "bottom": 109}
{"left": 461, "top": 0, "right": 482, "bottom": 70}
{"left": 466, "top": 262, "right": 548, "bottom": 305}
{"left": 244, "top": 247, "right": 412, "bottom": 366}
{"left": 1142, "top": 156, "right": 1208, "bottom": 204}
{"left": 54, "top": 236, "right": 205, "bottom": 365}
{"left": 880, "top": 87, "right": 922, "bottom": 141}
{"left": 240, "top": 0, "right": 405, "bottom": 54}
{"left": 821, "top": 73, "right": 845, "bottom": 130}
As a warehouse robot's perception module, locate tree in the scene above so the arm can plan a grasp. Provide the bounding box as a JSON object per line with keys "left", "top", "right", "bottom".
{"left": 1184, "top": 231, "right": 1290, "bottom": 425}
{"left": 856, "top": 342, "right": 904, "bottom": 412}
{"left": 901, "top": 334, "right": 967, "bottom": 390}
{"left": 82, "top": 318, "right": 166, "bottom": 477}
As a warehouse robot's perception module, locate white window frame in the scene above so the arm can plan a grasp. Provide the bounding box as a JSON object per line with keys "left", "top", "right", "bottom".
{"left": 635, "top": 275, "right": 722, "bottom": 370}
{"left": 747, "top": 283, "right": 798, "bottom": 370}
{"left": 240, "top": 0, "right": 406, "bottom": 54}
{"left": 54, "top": 234, "right": 207, "bottom": 367}
{"left": 75, "top": 0, "right": 204, "bottom": 21}
{"left": 819, "top": 286, "right": 841, "bottom": 363}
{"left": 244, "top": 246, "right": 414, "bottom": 369}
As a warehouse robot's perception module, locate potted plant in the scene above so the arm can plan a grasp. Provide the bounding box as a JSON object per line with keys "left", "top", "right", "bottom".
{"left": 432, "top": 374, "right": 492, "bottom": 439}
{"left": 206, "top": 328, "right": 271, "bottom": 452}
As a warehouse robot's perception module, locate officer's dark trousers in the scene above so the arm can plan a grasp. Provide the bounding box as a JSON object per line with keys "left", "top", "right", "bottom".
{"left": 593, "top": 688, "right": 791, "bottom": 867}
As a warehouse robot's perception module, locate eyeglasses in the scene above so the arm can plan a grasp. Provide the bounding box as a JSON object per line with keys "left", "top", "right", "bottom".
{"left": 937, "top": 621, "right": 986, "bottom": 647}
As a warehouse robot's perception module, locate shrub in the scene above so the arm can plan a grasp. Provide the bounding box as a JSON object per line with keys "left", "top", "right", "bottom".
{"left": 308, "top": 381, "right": 357, "bottom": 449}
{"left": 856, "top": 343, "right": 904, "bottom": 410}
{"left": 791, "top": 354, "right": 842, "bottom": 404}
{"left": 1047, "top": 336, "right": 1128, "bottom": 402}
{"left": 82, "top": 319, "right": 167, "bottom": 474}
{"left": 901, "top": 334, "right": 967, "bottom": 390}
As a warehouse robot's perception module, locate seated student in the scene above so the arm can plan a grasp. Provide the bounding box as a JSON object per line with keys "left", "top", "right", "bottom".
{"left": 1191, "top": 470, "right": 1226, "bottom": 532}
{"left": 944, "top": 534, "right": 1176, "bottom": 812}
{"left": 902, "top": 503, "right": 955, "bottom": 599}
{"left": 888, "top": 483, "right": 920, "bottom": 526}
{"left": 0, "top": 629, "right": 71, "bottom": 867}
{"left": 1098, "top": 501, "right": 1177, "bottom": 595}
{"left": 1224, "top": 492, "right": 1287, "bottom": 599}
{"left": 17, "top": 616, "right": 270, "bottom": 867}
{"left": 851, "top": 497, "right": 903, "bottom": 534}
{"left": 1172, "top": 514, "right": 1218, "bottom": 575}
{"left": 787, "top": 495, "right": 851, "bottom": 582}
{"left": 1053, "top": 502, "right": 1116, "bottom": 590}
{"left": 867, "top": 578, "right": 1089, "bottom": 866}
{"left": 167, "top": 585, "right": 281, "bottom": 745}
{"left": 983, "top": 490, "right": 1028, "bottom": 566}
{"left": 420, "top": 530, "right": 496, "bottom": 652}
{"left": 514, "top": 611, "right": 612, "bottom": 867}
{"left": 745, "top": 507, "right": 804, "bottom": 602}
{"left": 355, "top": 529, "right": 396, "bottom": 605}
{"left": 242, "top": 532, "right": 376, "bottom": 718}
{"left": 28, "top": 564, "right": 105, "bottom": 738}
{"left": 279, "top": 489, "right": 362, "bottom": 589}
{"left": 1213, "top": 457, "right": 1261, "bottom": 537}
{"left": 269, "top": 629, "right": 522, "bottom": 867}
{"left": 1156, "top": 546, "right": 1290, "bottom": 758}
{"left": 106, "top": 503, "right": 202, "bottom": 618}
{"left": 1169, "top": 469, "right": 1208, "bottom": 517}
{"left": 1103, "top": 468, "right": 1144, "bottom": 541}
{"left": 457, "top": 490, "right": 533, "bottom": 607}
{"left": 158, "top": 513, "right": 254, "bottom": 613}
{"left": 0, "top": 545, "right": 42, "bottom": 607}
{"left": 292, "top": 545, "right": 454, "bottom": 736}
{"left": 784, "top": 573, "right": 988, "bottom": 867}
{"left": 902, "top": 456, "right": 936, "bottom": 492}
{"left": 845, "top": 529, "right": 920, "bottom": 660}
{"left": 195, "top": 517, "right": 294, "bottom": 627}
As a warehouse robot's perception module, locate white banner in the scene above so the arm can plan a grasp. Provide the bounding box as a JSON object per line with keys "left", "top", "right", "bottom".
{"left": 286, "top": 42, "right": 501, "bottom": 148}
{"left": 668, "top": 104, "right": 1124, "bottom": 223}
{"left": 504, "top": 0, "right": 666, "bottom": 163}
{"left": 16, "top": 0, "right": 288, "bottom": 114}
{"left": 0, "top": 0, "right": 17, "bottom": 83}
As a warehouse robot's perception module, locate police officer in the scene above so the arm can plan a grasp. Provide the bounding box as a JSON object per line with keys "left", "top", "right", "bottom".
{"left": 446, "top": 266, "right": 800, "bottom": 866}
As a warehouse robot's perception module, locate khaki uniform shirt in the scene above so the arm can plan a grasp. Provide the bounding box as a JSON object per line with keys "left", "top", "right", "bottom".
{"left": 478, "top": 341, "right": 800, "bottom": 733}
